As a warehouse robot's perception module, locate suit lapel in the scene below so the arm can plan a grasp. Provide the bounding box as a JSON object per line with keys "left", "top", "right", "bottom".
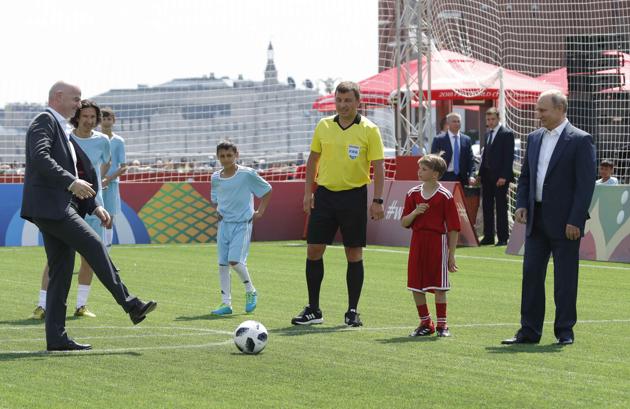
{"left": 545, "top": 124, "right": 572, "bottom": 177}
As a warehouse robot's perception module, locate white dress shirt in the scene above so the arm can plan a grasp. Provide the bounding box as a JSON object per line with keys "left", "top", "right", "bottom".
{"left": 536, "top": 118, "right": 569, "bottom": 202}
{"left": 447, "top": 130, "right": 461, "bottom": 172}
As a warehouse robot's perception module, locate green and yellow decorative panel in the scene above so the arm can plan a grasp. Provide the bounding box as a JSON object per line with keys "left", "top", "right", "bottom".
{"left": 138, "top": 183, "right": 218, "bottom": 243}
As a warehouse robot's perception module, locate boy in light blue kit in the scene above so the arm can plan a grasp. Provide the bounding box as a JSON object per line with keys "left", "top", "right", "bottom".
{"left": 210, "top": 141, "right": 272, "bottom": 315}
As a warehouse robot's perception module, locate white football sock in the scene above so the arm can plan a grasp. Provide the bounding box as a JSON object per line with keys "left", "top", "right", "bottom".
{"left": 38, "top": 290, "right": 47, "bottom": 309}
{"left": 219, "top": 265, "right": 231, "bottom": 305}
{"left": 76, "top": 284, "right": 91, "bottom": 308}
{"left": 105, "top": 228, "right": 114, "bottom": 252}
{"left": 232, "top": 263, "right": 255, "bottom": 293}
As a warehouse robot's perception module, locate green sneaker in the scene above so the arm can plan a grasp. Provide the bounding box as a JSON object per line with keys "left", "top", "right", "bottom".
{"left": 245, "top": 291, "right": 258, "bottom": 313}
{"left": 211, "top": 303, "right": 233, "bottom": 315}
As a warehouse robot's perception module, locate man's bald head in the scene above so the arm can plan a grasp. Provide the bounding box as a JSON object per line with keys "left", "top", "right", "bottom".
{"left": 48, "top": 81, "right": 81, "bottom": 119}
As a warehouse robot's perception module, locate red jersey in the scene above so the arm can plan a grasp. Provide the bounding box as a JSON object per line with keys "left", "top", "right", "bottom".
{"left": 402, "top": 183, "right": 461, "bottom": 233}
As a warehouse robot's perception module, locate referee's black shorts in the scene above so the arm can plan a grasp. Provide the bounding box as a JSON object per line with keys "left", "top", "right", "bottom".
{"left": 306, "top": 185, "right": 367, "bottom": 247}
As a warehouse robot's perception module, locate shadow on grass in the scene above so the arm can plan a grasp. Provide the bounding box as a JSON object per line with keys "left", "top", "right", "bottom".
{"left": 174, "top": 313, "right": 249, "bottom": 322}
{"left": 485, "top": 344, "right": 565, "bottom": 354}
{"left": 272, "top": 325, "right": 349, "bottom": 337}
{"left": 0, "top": 319, "right": 43, "bottom": 327}
{"left": 0, "top": 350, "right": 141, "bottom": 361}
{"left": 376, "top": 336, "right": 440, "bottom": 344}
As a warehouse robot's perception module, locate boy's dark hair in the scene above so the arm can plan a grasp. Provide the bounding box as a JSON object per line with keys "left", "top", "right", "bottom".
{"left": 216, "top": 140, "right": 238, "bottom": 154}
{"left": 600, "top": 159, "right": 614, "bottom": 168}
{"left": 418, "top": 153, "right": 447, "bottom": 178}
{"left": 335, "top": 81, "right": 360, "bottom": 100}
{"left": 101, "top": 107, "right": 115, "bottom": 119}
{"left": 70, "top": 99, "right": 102, "bottom": 128}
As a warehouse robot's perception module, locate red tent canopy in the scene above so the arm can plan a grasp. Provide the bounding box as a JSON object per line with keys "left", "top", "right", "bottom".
{"left": 313, "top": 50, "right": 553, "bottom": 111}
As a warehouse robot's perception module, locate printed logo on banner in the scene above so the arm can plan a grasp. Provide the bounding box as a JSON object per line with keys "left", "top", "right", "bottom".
{"left": 347, "top": 145, "right": 360, "bottom": 160}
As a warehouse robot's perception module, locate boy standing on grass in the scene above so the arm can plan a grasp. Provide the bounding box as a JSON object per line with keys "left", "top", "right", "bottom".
{"left": 210, "top": 141, "right": 272, "bottom": 315}
{"left": 401, "top": 154, "right": 460, "bottom": 337}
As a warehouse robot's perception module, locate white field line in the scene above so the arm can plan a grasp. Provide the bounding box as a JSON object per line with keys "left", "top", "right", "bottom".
{"left": 2, "top": 340, "right": 234, "bottom": 355}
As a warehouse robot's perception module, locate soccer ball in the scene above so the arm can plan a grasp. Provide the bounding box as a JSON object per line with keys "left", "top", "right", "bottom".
{"left": 234, "top": 320, "right": 268, "bottom": 354}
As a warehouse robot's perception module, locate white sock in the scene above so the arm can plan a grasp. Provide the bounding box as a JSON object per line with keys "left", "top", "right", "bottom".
{"left": 105, "top": 228, "right": 114, "bottom": 252}
{"left": 76, "top": 284, "right": 91, "bottom": 308}
{"left": 219, "top": 265, "right": 231, "bottom": 305}
{"left": 232, "top": 263, "right": 255, "bottom": 293}
{"left": 38, "top": 290, "right": 47, "bottom": 309}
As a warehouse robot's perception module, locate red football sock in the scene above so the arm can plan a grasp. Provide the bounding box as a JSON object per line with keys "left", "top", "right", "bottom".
{"left": 436, "top": 302, "right": 447, "bottom": 329}
{"left": 416, "top": 304, "right": 432, "bottom": 325}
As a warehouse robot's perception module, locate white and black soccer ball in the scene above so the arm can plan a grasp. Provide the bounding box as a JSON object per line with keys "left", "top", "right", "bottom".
{"left": 234, "top": 320, "right": 268, "bottom": 354}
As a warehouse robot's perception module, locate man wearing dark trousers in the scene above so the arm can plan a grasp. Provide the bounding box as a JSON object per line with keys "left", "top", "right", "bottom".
{"left": 502, "top": 90, "right": 596, "bottom": 346}
{"left": 291, "top": 81, "right": 385, "bottom": 327}
{"left": 431, "top": 112, "right": 475, "bottom": 186}
{"left": 478, "top": 108, "right": 514, "bottom": 246}
{"left": 21, "top": 81, "right": 157, "bottom": 351}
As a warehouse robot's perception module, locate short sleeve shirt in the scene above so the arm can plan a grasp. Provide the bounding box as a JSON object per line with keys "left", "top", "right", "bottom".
{"left": 402, "top": 183, "right": 461, "bottom": 233}
{"left": 310, "top": 114, "right": 384, "bottom": 191}
{"left": 105, "top": 133, "right": 126, "bottom": 185}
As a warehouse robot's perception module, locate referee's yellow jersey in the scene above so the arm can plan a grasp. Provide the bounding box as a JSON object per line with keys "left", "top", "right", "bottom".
{"left": 310, "top": 114, "right": 385, "bottom": 192}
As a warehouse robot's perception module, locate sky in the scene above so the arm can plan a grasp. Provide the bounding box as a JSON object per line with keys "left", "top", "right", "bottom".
{"left": 0, "top": 0, "right": 378, "bottom": 106}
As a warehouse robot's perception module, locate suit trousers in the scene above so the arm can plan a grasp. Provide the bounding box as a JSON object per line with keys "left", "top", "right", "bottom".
{"left": 481, "top": 172, "right": 509, "bottom": 242}
{"left": 520, "top": 203, "right": 580, "bottom": 341}
{"left": 33, "top": 206, "right": 138, "bottom": 347}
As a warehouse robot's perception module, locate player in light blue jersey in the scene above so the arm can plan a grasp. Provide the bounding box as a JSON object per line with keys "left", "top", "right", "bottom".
{"left": 100, "top": 108, "right": 127, "bottom": 249}
{"left": 210, "top": 141, "right": 272, "bottom": 315}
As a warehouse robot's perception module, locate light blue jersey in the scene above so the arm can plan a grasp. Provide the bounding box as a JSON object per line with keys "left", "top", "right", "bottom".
{"left": 103, "top": 133, "right": 125, "bottom": 215}
{"left": 211, "top": 166, "right": 272, "bottom": 222}
{"left": 71, "top": 131, "right": 111, "bottom": 207}
{"left": 71, "top": 131, "right": 111, "bottom": 240}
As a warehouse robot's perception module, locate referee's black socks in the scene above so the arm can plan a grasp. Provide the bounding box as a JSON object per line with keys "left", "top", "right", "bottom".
{"left": 347, "top": 260, "right": 364, "bottom": 311}
{"left": 306, "top": 258, "right": 324, "bottom": 309}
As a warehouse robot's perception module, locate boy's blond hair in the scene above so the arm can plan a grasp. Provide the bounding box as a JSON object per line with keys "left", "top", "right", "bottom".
{"left": 418, "top": 153, "right": 447, "bottom": 178}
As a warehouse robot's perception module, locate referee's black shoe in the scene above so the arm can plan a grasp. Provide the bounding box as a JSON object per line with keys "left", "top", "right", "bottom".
{"left": 344, "top": 309, "right": 363, "bottom": 327}
{"left": 291, "top": 305, "right": 323, "bottom": 325}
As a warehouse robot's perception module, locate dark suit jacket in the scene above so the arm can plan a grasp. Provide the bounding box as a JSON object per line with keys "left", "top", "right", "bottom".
{"left": 431, "top": 131, "right": 474, "bottom": 182}
{"left": 21, "top": 110, "right": 98, "bottom": 221}
{"left": 516, "top": 123, "right": 596, "bottom": 239}
{"left": 479, "top": 125, "right": 515, "bottom": 181}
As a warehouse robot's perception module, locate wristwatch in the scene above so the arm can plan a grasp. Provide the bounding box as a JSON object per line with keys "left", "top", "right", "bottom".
{"left": 372, "top": 198, "right": 384, "bottom": 204}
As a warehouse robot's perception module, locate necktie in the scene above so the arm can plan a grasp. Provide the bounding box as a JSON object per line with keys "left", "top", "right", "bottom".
{"left": 453, "top": 135, "right": 460, "bottom": 175}
{"left": 487, "top": 131, "right": 493, "bottom": 146}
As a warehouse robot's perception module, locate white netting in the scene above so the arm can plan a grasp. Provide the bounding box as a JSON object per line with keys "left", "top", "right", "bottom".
{"left": 2, "top": 1, "right": 630, "bottom": 187}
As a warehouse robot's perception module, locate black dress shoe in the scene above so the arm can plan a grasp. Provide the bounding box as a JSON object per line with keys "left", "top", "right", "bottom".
{"left": 501, "top": 335, "right": 539, "bottom": 345}
{"left": 556, "top": 336, "right": 574, "bottom": 345}
{"left": 129, "top": 300, "right": 157, "bottom": 325}
{"left": 47, "top": 339, "right": 92, "bottom": 351}
{"left": 495, "top": 240, "right": 508, "bottom": 246}
{"left": 479, "top": 238, "right": 495, "bottom": 245}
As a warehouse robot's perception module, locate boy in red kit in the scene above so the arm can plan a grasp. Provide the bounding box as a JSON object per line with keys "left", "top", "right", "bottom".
{"left": 401, "top": 154, "right": 461, "bottom": 337}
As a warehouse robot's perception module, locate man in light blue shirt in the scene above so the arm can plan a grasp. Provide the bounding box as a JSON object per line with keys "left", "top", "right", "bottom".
{"left": 100, "top": 108, "right": 127, "bottom": 249}
{"left": 210, "top": 141, "right": 272, "bottom": 315}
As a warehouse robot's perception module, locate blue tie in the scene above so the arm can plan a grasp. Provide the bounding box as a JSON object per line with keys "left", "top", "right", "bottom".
{"left": 453, "top": 135, "right": 460, "bottom": 175}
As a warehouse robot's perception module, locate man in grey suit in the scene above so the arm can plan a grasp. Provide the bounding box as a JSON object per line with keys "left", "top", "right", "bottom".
{"left": 502, "top": 90, "right": 596, "bottom": 346}
{"left": 21, "top": 81, "right": 156, "bottom": 351}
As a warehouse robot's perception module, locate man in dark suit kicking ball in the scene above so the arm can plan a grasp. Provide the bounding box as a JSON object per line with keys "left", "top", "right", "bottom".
{"left": 21, "top": 81, "right": 157, "bottom": 351}
{"left": 502, "top": 89, "right": 596, "bottom": 346}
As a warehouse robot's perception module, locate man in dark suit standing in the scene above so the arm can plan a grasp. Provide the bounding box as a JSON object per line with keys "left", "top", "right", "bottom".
{"left": 431, "top": 112, "right": 475, "bottom": 186}
{"left": 478, "top": 108, "right": 514, "bottom": 246}
{"left": 502, "top": 90, "right": 596, "bottom": 346}
{"left": 21, "top": 81, "right": 157, "bottom": 351}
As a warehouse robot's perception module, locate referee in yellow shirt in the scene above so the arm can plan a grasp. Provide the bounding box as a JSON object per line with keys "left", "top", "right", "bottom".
{"left": 291, "top": 81, "right": 385, "bottom": 327}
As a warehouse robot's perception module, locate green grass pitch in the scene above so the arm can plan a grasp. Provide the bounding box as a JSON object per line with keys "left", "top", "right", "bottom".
{"left": 0, "top": 242, "right": 628, "bottom": 408}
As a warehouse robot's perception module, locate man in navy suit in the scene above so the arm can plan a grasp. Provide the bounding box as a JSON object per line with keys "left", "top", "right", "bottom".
{"left": 478, "top": 108, "right": 514, "bottom": 246}
{"left": 431, "top": 112, "right": 475, "bottom": 186}
{"left": 502, "top": 90, "right": 596, "bottom": 346}
{"left": 21, "top": 81, "right": 157, "bottom": 351}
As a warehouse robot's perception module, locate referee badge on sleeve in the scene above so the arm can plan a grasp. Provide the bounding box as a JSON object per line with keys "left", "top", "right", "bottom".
{"left": 348, "top": 144, "right": 360, "bottom": 160}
